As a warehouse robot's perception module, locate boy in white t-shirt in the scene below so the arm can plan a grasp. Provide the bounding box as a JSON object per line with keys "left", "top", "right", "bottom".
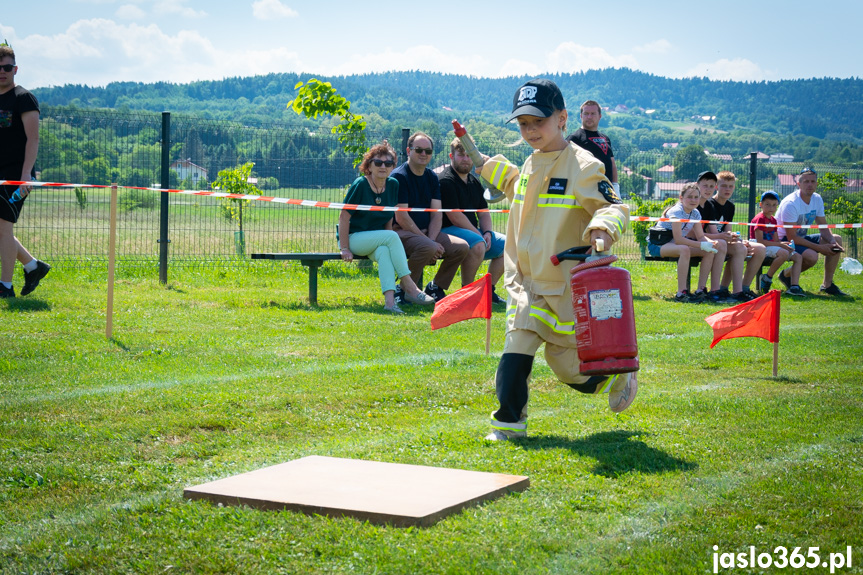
{"left": 775, "top": 167, "right": 847, "bottom": 296}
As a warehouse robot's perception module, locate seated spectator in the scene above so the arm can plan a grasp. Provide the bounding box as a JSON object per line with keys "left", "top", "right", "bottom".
{"left": 438, "top": 137, "right": 506, "bottom": 304}
{"left": 776, "top": 167, "right": 847, "bottom": 296}
{"left": 647, "top": 183, "right": 726, "bottom": 302}
{"left": 391, "top": 132, "right": 468, "bottom": 303}
{"left": 338, "top": 142, "right": 435, "bottom": 313}
{"left": 699, "top": 171, "right": 765, "bottom": 302}
{"left": 750, "top": 191, "right": 804, "bottom": 296}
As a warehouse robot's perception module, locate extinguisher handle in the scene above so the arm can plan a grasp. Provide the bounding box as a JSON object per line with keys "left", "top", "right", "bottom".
{"left": 550, "top": 246, "right": 592, "bottom": 266}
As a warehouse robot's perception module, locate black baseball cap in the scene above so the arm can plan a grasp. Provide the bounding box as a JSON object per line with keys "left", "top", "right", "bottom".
{"left": 697, "top": 171, "right": 717, "bottom": 182}
{"left": 507, "top": 79, "right": 565, "bottom": 123}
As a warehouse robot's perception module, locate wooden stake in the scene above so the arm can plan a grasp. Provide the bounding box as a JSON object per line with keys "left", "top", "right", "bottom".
{"left": 106, "top": 184, "right": 117, "bottom": 339}
{"left": 772, "top": 340, "right": 779, "bottom": 377}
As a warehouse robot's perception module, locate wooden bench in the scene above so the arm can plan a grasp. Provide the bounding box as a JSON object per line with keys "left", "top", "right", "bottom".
{"left": 645, "top": 255, "right": 775, "bottom": 293}
{"left": 251, "top": 253, "right": 368, "bottom": 305}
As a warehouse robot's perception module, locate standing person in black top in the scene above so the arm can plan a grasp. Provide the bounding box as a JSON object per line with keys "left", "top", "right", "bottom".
{"left": 567, "top": 100, "right": 618, "bottom": 196}
{"left": 0, "top": 41, "right": 50, "bottom": 299}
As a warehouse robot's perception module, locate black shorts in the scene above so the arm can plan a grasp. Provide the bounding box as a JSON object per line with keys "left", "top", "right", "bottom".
{"left": 1, "top": 164, "right": 28, "bottom": 224}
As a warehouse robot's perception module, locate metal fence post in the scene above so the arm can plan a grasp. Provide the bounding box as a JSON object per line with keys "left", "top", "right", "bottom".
{"left": 748, "top": 152, "right": 758, "bottom": 223}
{"left": 401, "top": 128, "right": 410, "bottom": 164}
{"left": 159, "top": 111, "right": 171, "bottom": 284}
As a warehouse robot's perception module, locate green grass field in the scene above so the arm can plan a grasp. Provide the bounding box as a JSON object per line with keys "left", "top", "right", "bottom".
{"left": 1, "top": 262, "right": 861, "bottom": 574}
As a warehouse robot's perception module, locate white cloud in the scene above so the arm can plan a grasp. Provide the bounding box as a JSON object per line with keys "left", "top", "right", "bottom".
{"left": 153, "top": 0, "right": 206, "bottom": 18}
{"left": 115, "top": 4, "right": 147, "bottom": 20}
{"left": 546, "top": 42, "right": 638, "bottom": 73}
{"left": 495, "top": 58, "right": 542, "bottom": 78}
{"left": 252, "top": 0, "right": 298, "bottom": 20}
{"left": 682, "top": 58, "right": 766, "bottom": 81}
{"left": 634, "top": 39, "right": 672, "bottom": 54}
{"left": 18, "top": 19, "right": 303, "bottom": 87}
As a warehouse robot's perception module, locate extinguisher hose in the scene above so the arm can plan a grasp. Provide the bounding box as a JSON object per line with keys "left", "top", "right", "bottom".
{"left": 570, "top": 255, "right": 618, "bottom": 274}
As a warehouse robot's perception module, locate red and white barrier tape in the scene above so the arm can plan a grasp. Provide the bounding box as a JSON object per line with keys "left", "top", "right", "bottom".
{"left": 4, "top": 180, "right": 862, "bottom": 229}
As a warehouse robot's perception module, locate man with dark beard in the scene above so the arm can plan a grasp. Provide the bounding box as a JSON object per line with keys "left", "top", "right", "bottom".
{"left": 437, "top": 136, "right": 505, "bottom": 303}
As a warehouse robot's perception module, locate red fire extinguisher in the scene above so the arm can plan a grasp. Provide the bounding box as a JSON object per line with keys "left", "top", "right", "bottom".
{"left": 551, "top": 246, "right": 639, "bottom": 376}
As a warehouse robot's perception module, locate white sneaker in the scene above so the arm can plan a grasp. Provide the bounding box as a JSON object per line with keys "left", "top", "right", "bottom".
{"left": 608, "top": 371, "right": 638, "bottom": 413}
{"left": 484, "top": 429, "right": 526, "bottom": 441}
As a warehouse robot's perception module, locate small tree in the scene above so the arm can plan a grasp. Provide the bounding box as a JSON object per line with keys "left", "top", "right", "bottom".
{"left": 818, "top": 172, "right": 860, "bottom": 258}
{"left": 74, "top": 187, "right": 87, "bottom": 211}
{"left": 213, "top": 163, "right": 260, "bottom": 251}
{"left": 287, "top": 79, "right": 367, "bottom": 167}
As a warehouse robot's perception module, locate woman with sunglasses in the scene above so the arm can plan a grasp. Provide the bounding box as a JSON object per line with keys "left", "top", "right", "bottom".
{"left": 338, "top": 142, "right": 435, "bottom": 313}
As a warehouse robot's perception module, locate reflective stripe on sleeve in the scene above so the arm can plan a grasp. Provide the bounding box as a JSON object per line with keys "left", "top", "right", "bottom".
{"left": 489, "top": 162, "right": 512, "bottom": 190}
{"left": 592, "top": 212, "right": 626, "bottom": 235}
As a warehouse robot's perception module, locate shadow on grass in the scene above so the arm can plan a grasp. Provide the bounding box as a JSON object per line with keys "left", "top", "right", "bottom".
{"left": 760, "top": 374, "right": 805, "bottom": 384}
{"left": 258, "top": 299, "right": 435, "bottom": 315}
{"left": 521, "top": 430, "right": 698, "bottom": 478}
{"left": 2, "top": 298, "right": 52, "bottom": 312}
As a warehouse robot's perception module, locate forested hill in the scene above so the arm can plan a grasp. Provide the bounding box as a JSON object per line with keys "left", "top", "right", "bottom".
{"left": 32, "top": 68, "right": 863, "bottom": 155}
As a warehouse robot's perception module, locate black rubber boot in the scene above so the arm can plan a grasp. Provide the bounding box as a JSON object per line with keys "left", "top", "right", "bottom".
{"left": 492, "top": 353, "right": 535, "bottom": 423}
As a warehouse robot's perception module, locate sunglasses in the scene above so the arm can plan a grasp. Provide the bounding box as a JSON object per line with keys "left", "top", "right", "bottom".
{"left": 411, "top": 147, "right": 433, "bottom": 155}
{"left": 371, "top": 159, "right": 395, "bottom": 167}
{"left": 0, "top": 64, "right": 14, "bottom": 72}
{"left": 799, "top": 167, "right": 817, "bottom": 176}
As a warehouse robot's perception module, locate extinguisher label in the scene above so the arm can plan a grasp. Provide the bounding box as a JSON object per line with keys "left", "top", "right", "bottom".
{"left": 588, "top": 289, "right": 623, "bottom": 320}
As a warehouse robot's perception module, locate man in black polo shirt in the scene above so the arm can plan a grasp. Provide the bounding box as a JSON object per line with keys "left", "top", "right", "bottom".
{"left": 438, "top": 137, "right": 505, "bottom": 304}
{"left": 567, "top": 99, "right": 618, "bottom": 196}
{"left": 391, "top": 132, "right": 468, "bottom": 303}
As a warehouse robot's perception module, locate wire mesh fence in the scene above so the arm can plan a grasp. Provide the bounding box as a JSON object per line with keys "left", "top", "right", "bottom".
{"left": 14, "top": 108, "right": 863, "bottom": 271}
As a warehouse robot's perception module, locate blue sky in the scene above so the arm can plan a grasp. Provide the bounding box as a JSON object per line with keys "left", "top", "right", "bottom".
{"left": 3, "top": 0, "right": 863, "bottom": 89}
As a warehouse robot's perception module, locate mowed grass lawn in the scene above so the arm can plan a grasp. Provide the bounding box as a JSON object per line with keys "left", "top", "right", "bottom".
{"left": 1, "top": 261, "right": 862, "bottom": 575}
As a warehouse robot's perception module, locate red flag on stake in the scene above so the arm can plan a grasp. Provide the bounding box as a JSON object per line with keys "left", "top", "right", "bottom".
{"left": 704, "top": 289, "right": 781, "bottom": 375}
{"left": 430, "top": 273, "right": 492, "bottom": 330}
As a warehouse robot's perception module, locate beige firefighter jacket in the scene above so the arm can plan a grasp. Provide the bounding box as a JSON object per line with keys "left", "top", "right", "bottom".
{"left": 481, "top": 143, "right": 630, "bottom": 347}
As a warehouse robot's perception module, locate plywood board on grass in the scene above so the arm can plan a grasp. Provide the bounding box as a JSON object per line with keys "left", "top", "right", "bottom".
{"left": 184, "top": 455, "right": 529, "bottom": 527}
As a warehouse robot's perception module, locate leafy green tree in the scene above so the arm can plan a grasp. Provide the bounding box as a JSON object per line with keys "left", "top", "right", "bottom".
{"left": 672, "top": 144, "right": 712, "bottom": 182}
{"left": 287, "top": 79, "right": 367, "bottom": 167}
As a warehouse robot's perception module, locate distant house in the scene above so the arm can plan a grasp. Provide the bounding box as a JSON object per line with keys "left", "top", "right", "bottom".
{"left": 613, "top": 104, "right": 628, "bottom": 113}
{"left": 774, "top": 174, "right": 797, "bottom": 196}
{"left": 662, "top": 142, "right": 679, "bottom": 149}
{"left": 654, "top": 182, "right": 687, "bottom": 200}
{"left": 657, "top": 164, "right": 675, "bottom": 180}
{"left": 768, "top": 153, "right": 794, "bottom": 163}
{"left": 742, "top": 151, "right": 770, "bottom": 160}
{"left": 170, "top": 159, "right": 208, "bottom": 185}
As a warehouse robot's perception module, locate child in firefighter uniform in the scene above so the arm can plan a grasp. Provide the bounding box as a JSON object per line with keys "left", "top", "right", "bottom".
{"left": 480, "top": 79, "right": 637, "bottom": 441}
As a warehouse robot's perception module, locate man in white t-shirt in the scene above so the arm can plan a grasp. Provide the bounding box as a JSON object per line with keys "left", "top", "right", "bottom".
{"left": 776, "top": 167, "right": 847, "bottom": 295}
